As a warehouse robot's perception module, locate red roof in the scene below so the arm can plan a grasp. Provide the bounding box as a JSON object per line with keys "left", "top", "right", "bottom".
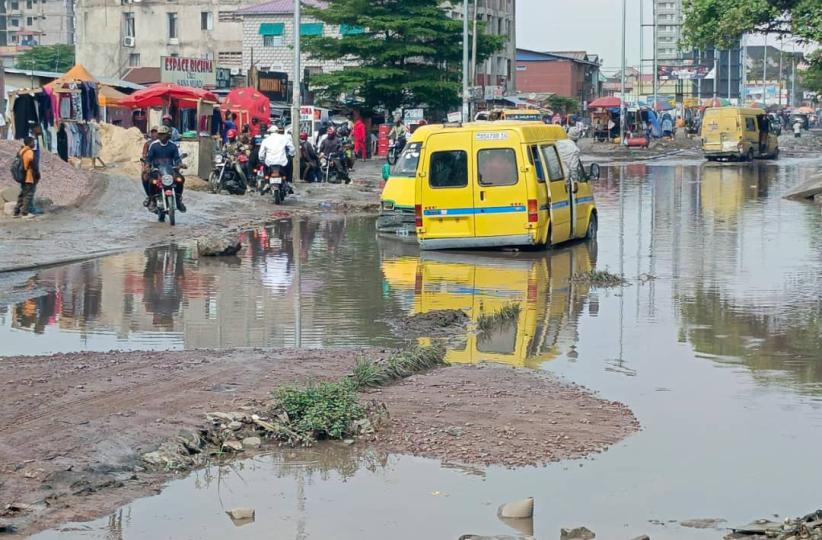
{"left": 588, "top": 96, "right": 622, "bottom": 108}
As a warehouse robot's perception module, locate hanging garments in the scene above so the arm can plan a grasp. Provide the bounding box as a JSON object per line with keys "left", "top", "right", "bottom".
{"left": 13, "top": 94, "right": 39, "bottom": 139}
{"left": 57, "top": 124, "right": 68, "bottom": 161}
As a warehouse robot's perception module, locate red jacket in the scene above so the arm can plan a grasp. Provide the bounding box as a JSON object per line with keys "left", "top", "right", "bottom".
{"left": 352, "top": 121, "right": 366, "bottom": 144}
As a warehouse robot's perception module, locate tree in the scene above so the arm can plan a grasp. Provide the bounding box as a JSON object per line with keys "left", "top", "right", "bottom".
{"left": 546, "top": 95, "right": 578, "bottom": 115}
{"left": 15, "top": 44, "right": 75, "bottom": 72}
{"left": 681, "top": 0, "right": 822, "bottom": 65}
{"left": 800, "top": 50, "right": 822, "bottom": 100}
{"left": 303, "top": 0, "right": 505, "bottom": 113}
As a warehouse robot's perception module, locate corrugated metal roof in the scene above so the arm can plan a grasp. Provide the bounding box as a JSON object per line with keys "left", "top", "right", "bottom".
{"left": 239, "top": 0, "right": 326, "bottom": 15}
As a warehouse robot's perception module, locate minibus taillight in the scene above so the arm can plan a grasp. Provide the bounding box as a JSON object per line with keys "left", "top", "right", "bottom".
{"left": 415, "top": 204, "right": 423, "bottom": 227}
{"left": 527, "top": 199, "right": 539, "bottom": 223}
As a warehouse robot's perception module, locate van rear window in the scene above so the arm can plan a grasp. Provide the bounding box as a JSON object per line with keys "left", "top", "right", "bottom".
{"left": 745, "top": 118, "right": 757, "bottom": 131}
{"left": 429, "top": 150, "right": 468, "bottom": 188}
{"left": 478, "top": 148, "right": 518, "bottom": 186}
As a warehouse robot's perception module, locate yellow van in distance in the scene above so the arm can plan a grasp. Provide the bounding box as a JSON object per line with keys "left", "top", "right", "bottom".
{"left": 700, "top": 107, "right": 779, "bottom": 161}
{"left": 413, "top": 122, "right": 600, "bottom": 250}
{"left": 474, "top": 109, "right": 544, "bottom": 122}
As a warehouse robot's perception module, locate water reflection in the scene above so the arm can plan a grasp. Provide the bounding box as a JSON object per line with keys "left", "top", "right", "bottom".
{"left": 380, "top": 241, "right": 598, "bottom": 368}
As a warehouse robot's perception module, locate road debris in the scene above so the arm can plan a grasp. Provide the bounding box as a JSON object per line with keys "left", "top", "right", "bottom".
{"left": 498, "top": 497, "right": 534, "bottom": 519}
{"left": 561, "top": 526, "right": 596, "bottom": 540}
{"left": 726, "top": 509, "right": 822, "bottom": 539}
{"left": 197, "top": 234, "right": 243, "bottom": 256}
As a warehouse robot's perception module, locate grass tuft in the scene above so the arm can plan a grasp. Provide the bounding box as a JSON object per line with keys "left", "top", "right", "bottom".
{"left": 572, "top": 269, "right": 629, "bottom": 287}
{"left": 476, "top": 303, "right": 522, "bottom": 333}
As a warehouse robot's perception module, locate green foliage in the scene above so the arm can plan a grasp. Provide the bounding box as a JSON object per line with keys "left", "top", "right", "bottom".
{"left": 303, "top": 0, "right": 505, "bottom": 112}
{"left": 350, "top": 344, "right": 447, "bottom": 388}
{"left": 547, "top": 95, "right": 579, "bottom": 114}
{"left": 800, "top": 50, "right": 822, "bottom": 96}
{"left": 15, "top": 44, "right": 75, "bottom": 72}
{"left": 275, "top": 379, "right": 363, "bottom": 440}
{"left": 681, "top": 0, "right": 822, "bottom": 53}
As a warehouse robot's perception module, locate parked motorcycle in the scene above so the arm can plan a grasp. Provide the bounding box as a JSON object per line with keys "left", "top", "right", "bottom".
{"left": 209, "top": 152, "right": 247, "bottom": 195}
{"left": 321, "top": 152, "right": 350, "bottom": 184}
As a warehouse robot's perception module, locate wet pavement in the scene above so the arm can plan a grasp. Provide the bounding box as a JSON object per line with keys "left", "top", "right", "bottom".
{"left": 8, "top": 156, "right": 822, "bottom": 539}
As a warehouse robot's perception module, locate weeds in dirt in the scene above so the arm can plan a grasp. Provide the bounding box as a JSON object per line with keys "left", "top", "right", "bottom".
{"left": 274, "top": 379, "right": 364, "bottom": 441}
{"left": 572, "top": 269, "right": 628, "bottom": 288}
{"left": 350, "top": 344, "right": 447, "bottom": 388}
{"left": 476, "top": 303, "right": 521, "bottom": 333}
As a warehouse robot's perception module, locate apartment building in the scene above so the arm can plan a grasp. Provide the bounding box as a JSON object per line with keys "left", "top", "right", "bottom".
{"left": 654, "top": 0, "right": 682, "bottom": 62}
{"left": 74, "top": 0, "right": 258, "bottom": 79}
{"left": 515, "top": 49, "right": 601, "bottom": 107}
{"left": 0, "top": 0, "right": 75, "bottom": 66}
{"left": 445, "top": 0, "right": 517, "bottom": 96}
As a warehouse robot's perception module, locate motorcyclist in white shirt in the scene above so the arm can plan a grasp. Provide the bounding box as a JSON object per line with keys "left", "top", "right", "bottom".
{"left": 258, "top": 125, "right": 295, "bottom": 179}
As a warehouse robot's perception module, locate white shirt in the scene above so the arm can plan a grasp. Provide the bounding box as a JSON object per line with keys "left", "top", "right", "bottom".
{"left": 258, "top": 133, "right": 295, "bottom": 167}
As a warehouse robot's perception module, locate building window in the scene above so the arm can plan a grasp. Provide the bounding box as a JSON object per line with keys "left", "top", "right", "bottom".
{"left": 218, "top": 11, "right": 238, "bottom": 22}
{"left": 128, "top": 53, "right": 140, "bottom": 66}
{"left": 167, "top": 12, "right": 178, "bottom": 39}
{"left": 201, "top": 11, "right": 213, "bottom": 31}
{"left": 217, "top": 51, "right": 242, "bottom": 66}
{"left": 10, "top": 0, "right": 18, "bottom": 10}
{"left": 10, "top": 34, "right": 18, "bottom": 43}
{"left": 123, "top": 12, "right": 135, "bottom": 37}
{"left": 263, "top": 35, "right": 282, "bottom": 47}
{"left": 26, "top": 0, "right": 32, "bottom": 9}
{"left": 10, "top": 18, "right": 19, "bottom": 27}
{"left": 26, "top": 16, "right": 33, "bottom": 25}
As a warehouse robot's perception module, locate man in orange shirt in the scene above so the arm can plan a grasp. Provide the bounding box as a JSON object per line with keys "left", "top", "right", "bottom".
{"left": 14, "top": 136, "right": 40, "bottom": 219}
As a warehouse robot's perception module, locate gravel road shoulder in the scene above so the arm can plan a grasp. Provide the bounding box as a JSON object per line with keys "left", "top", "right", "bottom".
{"left": 0, "top": 348, "right": 638, "bottom": 536}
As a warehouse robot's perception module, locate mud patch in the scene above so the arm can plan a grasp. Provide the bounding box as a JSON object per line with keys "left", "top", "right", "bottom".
{"left": 389, "top": 309, "right": 470, "bottom": 337}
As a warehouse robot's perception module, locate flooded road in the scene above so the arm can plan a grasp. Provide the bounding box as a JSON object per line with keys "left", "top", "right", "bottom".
{"left": 10, "top": 158, "right": 822, "bottom": 539}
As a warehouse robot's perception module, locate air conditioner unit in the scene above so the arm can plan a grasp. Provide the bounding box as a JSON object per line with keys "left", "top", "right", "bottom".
{"left": 168, "top": 37, "right": 179, "bottom": 45}
{"left": 123, "top": 36, "right": 135, "bottom": 47}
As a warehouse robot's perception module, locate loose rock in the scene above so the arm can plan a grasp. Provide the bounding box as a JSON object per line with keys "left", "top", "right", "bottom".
{"left": 222, "top": 440, "right": 243, "bottom": 452}
{"left": 498, "top": 497, "right": 534, "bottom": 519}
{"left": 226, "top": 507, "right": 255, "bottom": 521}
{"left": 197, "top": 235, "right": 243, "bottom": 257}
{"left": 242, "top": 437, "right": 262, "bottom": 449}
{"left": 560, "top": 526, "right": 596, "bottom": 540}
{"left": 227, "top": 421, "right": 243, "bottom": 431}
{"left": 680, "top": 518, "right": 726, "bottom": 529}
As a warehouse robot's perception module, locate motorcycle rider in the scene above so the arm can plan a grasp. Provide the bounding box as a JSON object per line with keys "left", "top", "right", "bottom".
{"left": 388, "top": 119, "right": 408, "bottom": 152}
{"left": 299, "top": 132, "right": 320, "bottom": 183}
{"left": 146, "top": 125, "right": 186, "bottom": 212}
{"left": 258, "top": 124, "right": 295, "bottom": 187}
{"left": 319, "top": 127, "right": 348, "bottom": 179}
{"left": 161, "top": 114, "right": 181, "bottom": 143}
{"left": 224, "top": 128, "right": 249, "bottom": 190}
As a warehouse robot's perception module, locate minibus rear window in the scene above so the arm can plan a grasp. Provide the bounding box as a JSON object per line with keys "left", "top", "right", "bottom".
{"left": 429, "top": 150, "right": 468, "bottom": 188}
{"left": 392, "top": 142, "right": 422, "bottom": 178}
{"left": 478, "top": 148, "right": 518, "bottom": 187}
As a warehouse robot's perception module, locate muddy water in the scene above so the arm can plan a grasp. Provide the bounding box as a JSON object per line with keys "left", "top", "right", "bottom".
{"left": 15, "top": 158, "right": 822, "bottom": 539}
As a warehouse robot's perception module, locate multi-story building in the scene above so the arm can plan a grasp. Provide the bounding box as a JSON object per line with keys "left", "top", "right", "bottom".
{"left": 74, "top": 0, "right": 258, "bottom": 79}
{"left": 0, "top": 0, "right": 75, "bottom": 66}
{"left": 654, "top": 0, "right": 682, "bottom": 62}
{"left": 515, "top": 49, "right": 601, "bottom": 107}
{"left": 444, "top": 0, "right": 516, "bottom": 96}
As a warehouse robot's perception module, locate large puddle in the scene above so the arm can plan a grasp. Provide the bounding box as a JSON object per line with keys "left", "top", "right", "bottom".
{"left": 10, "top": 159, "right": 822, "bottom": 538}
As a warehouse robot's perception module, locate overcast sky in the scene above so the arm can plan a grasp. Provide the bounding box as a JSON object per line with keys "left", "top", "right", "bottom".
{"left": 516, "top": 0, "right": 643, "bottom": 72}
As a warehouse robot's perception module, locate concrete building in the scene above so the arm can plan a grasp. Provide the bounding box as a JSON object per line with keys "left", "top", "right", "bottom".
{"left": 238, "top": 0, "right": 353, "bottom": 75}
{"left": 444, "top": 0, "right": 516, "bottom": 96}
{"left": 0, "top": 0, "right": 75, "bottom": 66}
{"left": 654, "top": 0, "right": 683, "bottom": 62}
{"left": 515, "top": 49, "right": 601, "bottom": 107}
{"left": 74, "top": 0, "right": 259, "bottom": 79}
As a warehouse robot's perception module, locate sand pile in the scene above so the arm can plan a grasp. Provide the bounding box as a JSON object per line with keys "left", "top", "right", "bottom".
{"left": 0, "top": 140, "right": 95, "bottom": 208}
{"left": 97, "top": 123, "right": 146, "bottom": 177}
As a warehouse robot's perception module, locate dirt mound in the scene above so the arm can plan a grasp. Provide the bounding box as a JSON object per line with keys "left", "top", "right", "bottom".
{"left": 390, "top": 309, "right": 470, "bottom": 337}
{"left": 0, "top": 140, "right": 95, "bottom": 208}
{"left": 97, "top": 123, "right": 145, "bottom": 177}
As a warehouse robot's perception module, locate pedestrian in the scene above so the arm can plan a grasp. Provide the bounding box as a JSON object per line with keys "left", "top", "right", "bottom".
{"left": 162, "top": 114, "right": 181, "bottom": 143}
{"left": 222, "top": 111, "right": 236, "bottom": 144}
{"left": 14, "top": 136, "right": 40, "bottom": 219}
{"left": 793, "top": 118, "right": 802, "bottom": 138}
{"left": 353, "top": 117, "right": 367, "bottom": 162}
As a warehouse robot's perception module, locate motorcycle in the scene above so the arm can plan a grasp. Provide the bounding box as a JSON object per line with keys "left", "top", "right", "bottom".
{"left": 264, "top": 164, "right": 289, "bottom": 205}
{"left": 209, "top": 152, "right": 248, "bottom": 195}
{"left": 254, "top": 165, "right": 266, "bottom": 193}
{"left": 321, "top": 152, "right": 350, "bottom": 184}
{"left": 150, "top": 161, "right": 186, "bottom": 226}
{"left": 387, "top": 137, "right": 406, "bottom": 165}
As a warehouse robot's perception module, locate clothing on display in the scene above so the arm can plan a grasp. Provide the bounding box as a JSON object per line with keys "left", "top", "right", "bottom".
{"left": 12, "top": 94, "right": 39, "bottom": 140}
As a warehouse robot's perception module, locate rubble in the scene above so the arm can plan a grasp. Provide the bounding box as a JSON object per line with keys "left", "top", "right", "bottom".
{"left": 561, "top": 526, "right": 596, "bottom": 540}
{"left": 726, "top": 510, "right": 822, "bottom": 539}
{"left": 197, "top": 234, "right": 243, "bottom": 257}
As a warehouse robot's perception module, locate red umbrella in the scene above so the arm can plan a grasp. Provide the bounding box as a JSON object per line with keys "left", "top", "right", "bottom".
{"left": 120, "top": 83, "right": 219, "bottom": 109}
{"left": 222, "top": 87, "right": 270, "bottom": 126}
{"left": 588, "top": 96, "right": 622, "bottom": 108}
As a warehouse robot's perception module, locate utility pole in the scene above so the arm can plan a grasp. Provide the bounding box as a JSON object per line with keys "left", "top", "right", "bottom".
{"left": 462, "top": 0, "right": 469, "bottom": 122}
{"left": 619, "top": 0, "right": 626, "bottom": 142}
{"left": 712, "top": 47, "right": 718, "bottom": 100}
{"left": 791, "top": 41, "right": 796, "bottom": 107}
{"left": 652, "top": 0, "right": 658, "bottom": 111}
{"left": 741, "top": 41, "right": 747, "bottom": 103}
{"left": 471, "top": 0, "right": 479, "bottom": 115}
{"left": 639, "top": 0, "right": 644, "bottom": 98}
{"left": 727, "top": 48, "right": 731, "bottom": 99}
{"left": 778, "top": 37, "right": 783, "bottom": 107}
{"left": 292, "top": 0, "right": 301, "bottom": 184}
{"left": 762, "top": 36, "right": 767, "bottom": 105}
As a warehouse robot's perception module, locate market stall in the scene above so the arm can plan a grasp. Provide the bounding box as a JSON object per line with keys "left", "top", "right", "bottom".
{"left": 221, "top": 87, "right": 270, "bottom": 137}
{"left": 588, "top": 96, "right": 621, "bottom": 141}
{"left": 119, "top": 83, "right": 220, "bottom": 179}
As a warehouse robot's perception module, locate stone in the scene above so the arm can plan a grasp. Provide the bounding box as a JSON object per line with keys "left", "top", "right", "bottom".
{"left": 222, "top": 440, "right": 243, "bottom": 452}
{"left": 197, "top": 235, "right": 243, "bottom": 257}
{"left": 3, "top": 201, "right": 17, "bottom": 216}
{"left": 343, "top": 439, "right": 355, "bottom": 445}
{"left": 629, "top": 536, "right": 650, "bottom": 540}
{"left": 560, "top": 526, "right": 595, "bottom": 540}
{"left": 227, "top": 421, "right": 243, "bottom": 431}
{"left": 242, "top": 437, "right": 262, "bottom": 449}
{"left": 498, "top": 497, "right": 534, "bottom": 519}
{"left": 680, "top": 518, "right": 726, "bottom": 529}
{"left": 226, "top": 507, "right": 255, "bottom": 521}
{"left": 0, "top": 185, "right": 20, "bottom": 203}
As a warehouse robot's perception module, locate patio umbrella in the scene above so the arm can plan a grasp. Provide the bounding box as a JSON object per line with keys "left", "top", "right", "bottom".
{"left": 588, "top": 96, "right": 622, "bottom": 108}
{"left": 222, "top": 87, "right": 270, "bottom": 124}
{"left": 795, "top": 106, "right": 815, "bottom": 114}
{"left": 119, "top": 83, "right": 219, "bottom": 109}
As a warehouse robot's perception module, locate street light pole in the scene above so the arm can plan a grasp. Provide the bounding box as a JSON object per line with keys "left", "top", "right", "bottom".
{"left": 292, "top": 0, "right": 301, "bottom": 184}
{"left": 462, "top": 0, "right": 469, "bottom": 122}
{"left": 712, "top": 47, "right": 718, "bottom": 99}
{"left": 619, "top": 0, "right": 627, "bottom": 142}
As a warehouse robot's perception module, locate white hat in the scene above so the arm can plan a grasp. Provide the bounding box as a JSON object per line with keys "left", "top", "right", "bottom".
{"left": 267, "top": 125, "right": 278, "bottom": 134}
